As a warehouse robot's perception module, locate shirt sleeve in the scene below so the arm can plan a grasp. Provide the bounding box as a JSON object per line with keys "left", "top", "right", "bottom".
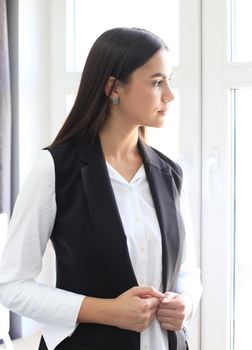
{"left": 175, "top": 183, "right": 202, "bottom": 315}
{"left": 0, "top": 150, "right": 84, "bottom": 328}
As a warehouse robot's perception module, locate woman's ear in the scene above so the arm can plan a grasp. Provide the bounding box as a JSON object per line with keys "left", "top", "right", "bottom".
{"left": 104, "top": 76, "right": 121, "bottom": 98}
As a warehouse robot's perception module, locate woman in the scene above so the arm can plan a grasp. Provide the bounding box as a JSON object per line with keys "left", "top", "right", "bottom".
{"left": 0, "top": 27, "right": 201, "bottom": 350}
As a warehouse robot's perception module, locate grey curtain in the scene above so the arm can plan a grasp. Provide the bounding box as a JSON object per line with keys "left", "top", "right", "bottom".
{"left": 0, "top": 0, "right": 11, "bottom": 218}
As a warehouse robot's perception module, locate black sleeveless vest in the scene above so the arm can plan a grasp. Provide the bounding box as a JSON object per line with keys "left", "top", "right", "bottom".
{"left": 40, "top": 136, "right": 187, "bottom": 350}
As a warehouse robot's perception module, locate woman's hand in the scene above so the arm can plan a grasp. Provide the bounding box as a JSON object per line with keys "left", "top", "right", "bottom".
{"left": 111, "top": 286, "right": 163, "bottom": 332}
{"left": 157, "top": 292, "right": 193, "bottom": 331}
{"left": 78, "top": 286, "right": 163, "bottom": 333}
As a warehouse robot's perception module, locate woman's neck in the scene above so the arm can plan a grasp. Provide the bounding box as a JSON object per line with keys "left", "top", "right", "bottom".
{"left": 99, "top": 122, "right": 143, "bottom": 183}
{"left": 99, "top": 124, "right": 139, "bottom": 161}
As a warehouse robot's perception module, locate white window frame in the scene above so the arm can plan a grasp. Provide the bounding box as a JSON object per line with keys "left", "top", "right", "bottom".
{"left": 201, "top": 0, "right": 252, "bottom": 349}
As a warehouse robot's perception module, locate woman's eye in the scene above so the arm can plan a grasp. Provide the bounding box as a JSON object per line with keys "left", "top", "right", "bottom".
{"left": 153, "top": 80, "right": 162, "bottom": 87}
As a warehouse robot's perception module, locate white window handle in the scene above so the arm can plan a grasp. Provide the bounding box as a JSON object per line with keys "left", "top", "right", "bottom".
{"left": 204, "top": 152, "right": 219, "bottom": 199}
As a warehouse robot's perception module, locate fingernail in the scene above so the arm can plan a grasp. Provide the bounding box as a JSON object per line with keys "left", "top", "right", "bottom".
{"left": 162, "top": 297, "right": 170, "bottom": 303}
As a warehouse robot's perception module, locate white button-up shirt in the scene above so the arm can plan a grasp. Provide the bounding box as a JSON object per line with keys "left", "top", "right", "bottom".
{"left": 106, "top": 162, "right": 168, "bottom": 350}
{"left": 0, "top": 150, "right": 202, "bottom": 350}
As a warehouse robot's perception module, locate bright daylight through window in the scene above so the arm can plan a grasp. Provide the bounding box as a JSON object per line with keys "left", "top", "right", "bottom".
{"left": 231, "top": 89, "right": 252, "bottom": 350}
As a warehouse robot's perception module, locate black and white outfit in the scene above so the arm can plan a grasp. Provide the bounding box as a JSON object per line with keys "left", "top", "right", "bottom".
{"left": 0, "top": 136, "right": 202, "bottom": 350}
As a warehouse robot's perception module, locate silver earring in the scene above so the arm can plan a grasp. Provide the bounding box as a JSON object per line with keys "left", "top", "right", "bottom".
{"left": 112, "top": 97, "right": 120, "bottom": 105}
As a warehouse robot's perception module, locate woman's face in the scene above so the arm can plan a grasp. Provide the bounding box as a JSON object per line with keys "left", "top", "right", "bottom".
{"left": 116, "top": 48, "right": 174, "bottom": 129}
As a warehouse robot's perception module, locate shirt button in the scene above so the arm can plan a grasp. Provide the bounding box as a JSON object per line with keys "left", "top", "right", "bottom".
{"left": 144, "top": 345, "right": 148, "bottom": 350}
{"left": 140, "top": 246, "right": 145, "bottom": 253}
{"left": 135, "top": 216, "right": 140, "bottom": 222}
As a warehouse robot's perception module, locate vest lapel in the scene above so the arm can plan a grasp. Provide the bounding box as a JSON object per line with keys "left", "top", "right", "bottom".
{"left": 138, "top": 140, "right": 185, "bottom": 292}
{"left": 138, "top": 141, "right": 186, "bottom": 350}
{"left": 79, "top": 137, "right": 138, "bottom": 295}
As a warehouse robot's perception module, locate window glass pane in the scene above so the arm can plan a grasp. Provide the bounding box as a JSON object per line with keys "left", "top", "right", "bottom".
{"left": 66, "top": 0, "right": 179, "bottom": 71}
{"left": 229, "top": 0, "right": 252, "bottom": 62}
{"left": 233, "top": 88, "right": 252, "bottom": 349}
{"left": 66, "top": 0, "right": 75, "bottom": 71}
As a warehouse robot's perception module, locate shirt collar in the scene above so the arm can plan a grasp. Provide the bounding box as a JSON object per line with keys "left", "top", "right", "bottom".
{"left": 106, "top": 161, "right": 145, "bottom": 185}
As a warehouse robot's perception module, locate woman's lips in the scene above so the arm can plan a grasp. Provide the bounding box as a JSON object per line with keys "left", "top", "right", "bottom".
{"left": 158, "top": 110, "right": 168, "bottom": 115}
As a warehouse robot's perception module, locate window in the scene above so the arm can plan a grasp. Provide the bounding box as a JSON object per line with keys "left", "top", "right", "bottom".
{"left": 202, "top": 0, "right": 252, "bottom": 349}
{"left": 65, "top": 0, "right": 179, "bottom": 73}
{"left": 229, "top": 0, "right": 252, "bottom": 62}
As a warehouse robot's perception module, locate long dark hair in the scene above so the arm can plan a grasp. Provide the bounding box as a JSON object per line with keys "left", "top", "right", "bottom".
{"left": 52, "top": 27, "right": 168, "bottom": 145}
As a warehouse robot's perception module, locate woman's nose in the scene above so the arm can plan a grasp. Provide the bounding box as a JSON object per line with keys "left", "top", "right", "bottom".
{"left": 162, "top": 86, "right": 175, "bottom": 103}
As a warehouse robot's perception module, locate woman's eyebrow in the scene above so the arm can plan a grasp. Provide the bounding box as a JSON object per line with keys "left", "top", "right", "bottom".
{"left": 150, "top": 72, "right": 173, "bottom": 79}
{"left": 150, "top": 73, "right": 167, "bottom": 78}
